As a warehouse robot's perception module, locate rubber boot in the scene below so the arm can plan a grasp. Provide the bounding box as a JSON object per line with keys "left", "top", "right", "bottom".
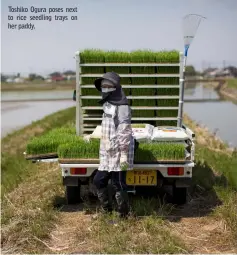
{"left": 97, "top": 187, "right": 113, "bottom": 213}
{"left": 115, "top": 190, "right": 129, "bottom": 218}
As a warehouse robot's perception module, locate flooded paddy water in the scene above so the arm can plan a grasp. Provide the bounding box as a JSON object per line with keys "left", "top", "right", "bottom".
{"left": 1, "top": 83, "right": 237, "bottom": 147}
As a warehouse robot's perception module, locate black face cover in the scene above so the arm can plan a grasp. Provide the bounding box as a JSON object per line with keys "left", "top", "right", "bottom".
{"left": 94, "top": 72, "right": 129, "bottom": 105}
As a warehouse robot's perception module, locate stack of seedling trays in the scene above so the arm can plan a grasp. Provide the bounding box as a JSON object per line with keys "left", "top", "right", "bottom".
{"left": 25, "top": 125, "right": 190, "bottom": 164}
{"left": 79, "top": 49, "right": 180, "bottom": 134}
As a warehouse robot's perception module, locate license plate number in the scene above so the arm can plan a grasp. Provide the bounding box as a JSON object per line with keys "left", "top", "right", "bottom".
{"left": 126, "top": 170, "right": 157, "bottom": 186}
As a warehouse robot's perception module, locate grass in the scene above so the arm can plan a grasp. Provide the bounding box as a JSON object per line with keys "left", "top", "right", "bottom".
{"left": 226, "top": 78, "right": 237, "bottom": 89}
{"left": 90, "top": 214, "right": 188, "bottom": 254}
{"left": 1, "top": 81, "right": 75, "bottom": 92}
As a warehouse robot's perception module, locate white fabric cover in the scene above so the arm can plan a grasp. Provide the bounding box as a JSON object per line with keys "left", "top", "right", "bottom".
{"left": 151, "top": 127, "right": 189, "bottom": 141}
{"left": 132, "top": 124, "right": 154, "bottom": 142}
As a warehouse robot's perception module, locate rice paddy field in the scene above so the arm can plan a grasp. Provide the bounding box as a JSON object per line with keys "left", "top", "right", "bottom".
{"left": 79, "top": 49, "right": 180, "bottom": 129}
{"left": 26, "top": 126, "right": 186, "bottom": 161}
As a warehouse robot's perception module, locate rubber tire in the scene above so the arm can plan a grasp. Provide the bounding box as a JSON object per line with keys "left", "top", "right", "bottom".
{"left": 172, "top": 186, "right": 187, "bottom": 205}
{"left": 65, "top": 185, "right": 82, "bottom": 205}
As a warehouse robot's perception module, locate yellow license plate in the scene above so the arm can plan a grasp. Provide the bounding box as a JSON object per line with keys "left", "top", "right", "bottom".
{"left": 126, "top": 170, "right": 157, "bottom": 186}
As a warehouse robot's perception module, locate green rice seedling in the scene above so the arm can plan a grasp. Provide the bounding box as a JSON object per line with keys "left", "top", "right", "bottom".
{"left": 157, "top": 88, "right": 179, "bottom": 95}
{"left": 121, "top": 77, "right": 132, "bottom": 85}
{"left": 156, "top": 77, "right": 179, "bottom": 85}
{"left": 131, "top": 124, "right": 146, "bottom": 128}
{"left": 123, "top": 88, "right": 130, "bottom": 96}
{"left": 132, "top": 110, "right": 155, "bottom": 118}
{"left": 134, "top": 142, "right": 185, "bottom": 161}
{"left": 132, "top": 120, "right": 156, "bottom": 126}
{"left": 81, "top": 88, "right": 100, "bottom": 96}
{"left": 81, "top": 99, "right": 99, "bottom": 107}
{"left": 26, "top": 133, "right": 78, "bottom": 155}
{"left": 131, "top": 77, "right": 156, "bottom": 85}
{"left": 157, "top": 66, "right": 180, "bottom": 74}
{"left": 84, "top": 109, "right": 103, "bottom": 116}
{"left": 156, "top": 99, "right": 179, "bottom": 106}
{"left": 104, "top": 51, "right": 130, "bottom": 74}
{"left": 81, "top": 77, "right": 96, "bottom": 85}
{"left": 132, "top": 99, "right": 157, "bottom": 107}
{"left": 80, "top": 49, "right": 105, "bottom": 74}
{"left": 81, "top": 66, "right": 105, "bottom": 74}
{"left": 131, "top": 78, "right": 156, "bottom": 98}
{"left": 58, "top": 139, "right": 100, "bottom": 159}
{"left": 155, "top": 110, "right": 178, "bottom": 117}
{"left": 154, "top": 50, "right": 180, "bottom": 63}
{"left": 80, "top": 49, "right": 105, "bottom": 63}
{"left": 131, "top": 88, "right": 156, "bottom": 96}
{"left": 155, "top": 120, "right": 177, "bottom": 127}
{"left": 130, "top": 50, "right": 156, "bottom": 74}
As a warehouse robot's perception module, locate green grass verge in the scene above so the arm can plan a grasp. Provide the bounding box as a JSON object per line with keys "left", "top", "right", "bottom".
{"left": 1, "top": 107, "right": 76, "bottom": 196}
{"left": 226, "top": 78, "right": 237, "bottom": 89}
{"left": 90, "top": 214, "right": 188, "bottom": 254}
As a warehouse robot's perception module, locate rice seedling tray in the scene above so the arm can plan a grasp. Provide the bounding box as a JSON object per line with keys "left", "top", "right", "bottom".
{"left": 25, "top": 152, "right": 58, "bottom": 160}
{"left": 58, "top": 158, "right": 100, "bottom": 164}
{"left": 58, "top": 158, "right": 189, "bottom": 164}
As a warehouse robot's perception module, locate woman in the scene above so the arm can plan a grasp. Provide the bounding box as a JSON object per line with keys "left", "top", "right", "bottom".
{"left": 93, "top": 71, "right": 134, "bottom": 218}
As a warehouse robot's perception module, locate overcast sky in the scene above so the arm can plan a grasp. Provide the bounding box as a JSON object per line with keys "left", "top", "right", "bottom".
{"left": 1, "top": 0, "right": 237, "bottom": 76}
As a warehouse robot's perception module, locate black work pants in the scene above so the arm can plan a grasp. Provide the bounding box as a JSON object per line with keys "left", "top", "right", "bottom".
{"left": 93, "top": 170, "right": 129, "bottom": 216}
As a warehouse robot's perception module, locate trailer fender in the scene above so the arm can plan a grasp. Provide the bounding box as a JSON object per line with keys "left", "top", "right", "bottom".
{"left": 175, "top": 178, "right": 192, "bottom": 188}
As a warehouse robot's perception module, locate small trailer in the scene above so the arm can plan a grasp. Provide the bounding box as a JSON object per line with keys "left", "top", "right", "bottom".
{"left": 25, "top": 14, "right": 206, "bottom": 206}
{"left": 25, "top": 49, "right": 196, "bottom": 206}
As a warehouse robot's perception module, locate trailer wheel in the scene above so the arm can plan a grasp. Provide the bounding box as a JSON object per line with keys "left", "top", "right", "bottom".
{"left": 65, "top": 185, "right": 82, "bottom": 205}
{"left": 172, "top": 186, "right": 187, "bottom": 205}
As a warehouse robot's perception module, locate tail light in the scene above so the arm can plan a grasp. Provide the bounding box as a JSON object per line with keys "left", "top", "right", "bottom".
{"left": 70, "top": 168, "right": 87, "bottom": 175}
{"left": 167, "top": 167, "right": 184, "bottom": 176}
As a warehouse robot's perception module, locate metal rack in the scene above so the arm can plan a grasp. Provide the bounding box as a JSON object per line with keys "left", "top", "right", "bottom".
{"left": 75, "top": 51, "right": 184, "bottom": 136}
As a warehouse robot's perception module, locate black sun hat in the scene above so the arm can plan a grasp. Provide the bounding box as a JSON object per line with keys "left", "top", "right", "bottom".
{"left": 94, "top": 71, "right": 121, "bottom": 92}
